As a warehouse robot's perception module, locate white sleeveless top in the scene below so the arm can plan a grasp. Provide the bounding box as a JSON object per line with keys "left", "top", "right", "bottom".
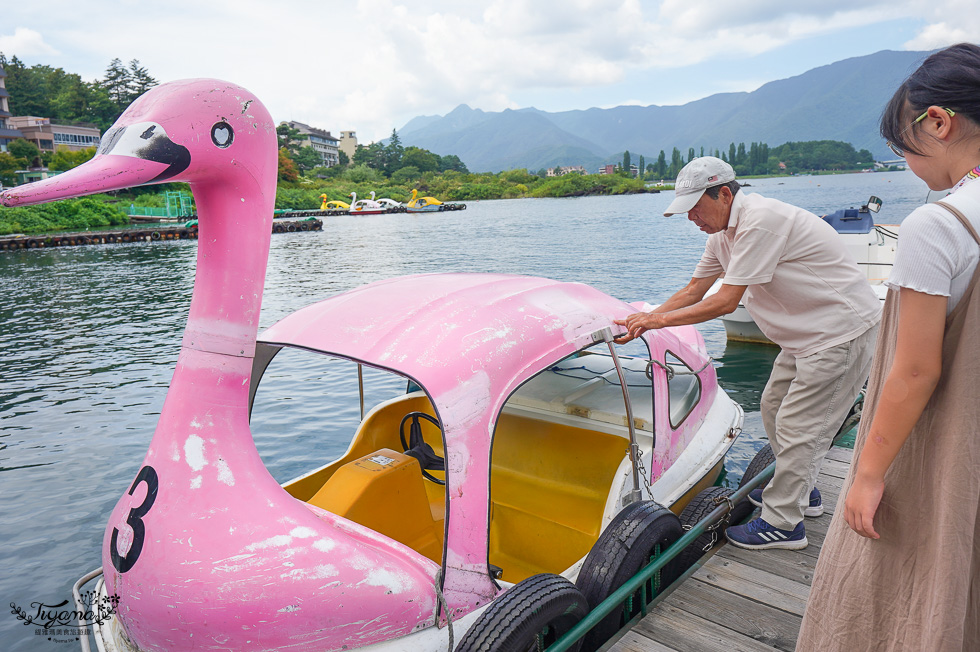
{"left": 886, "top": 172, "right": 980, "bottom": 313}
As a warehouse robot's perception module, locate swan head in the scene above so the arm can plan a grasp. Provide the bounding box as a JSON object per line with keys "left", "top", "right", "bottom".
{"left": 0, "top": 79, "right": 277, "bottom": 208}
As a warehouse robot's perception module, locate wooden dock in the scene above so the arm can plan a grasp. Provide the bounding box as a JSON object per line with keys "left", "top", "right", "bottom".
{"left": 0, "top": 219, "right": 322, "bottom": 251}
{"left": 609, "top": 446, "right": 853, "bottom": 652}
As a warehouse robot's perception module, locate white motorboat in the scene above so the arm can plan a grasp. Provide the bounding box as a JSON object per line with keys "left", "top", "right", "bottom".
{"left": 711, "top": 196, "right": 896, "bottom": 345}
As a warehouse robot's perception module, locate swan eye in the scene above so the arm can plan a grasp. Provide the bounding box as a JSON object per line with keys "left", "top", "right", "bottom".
{"left": 211, "top": 122, "right": 234, "bottom": 148}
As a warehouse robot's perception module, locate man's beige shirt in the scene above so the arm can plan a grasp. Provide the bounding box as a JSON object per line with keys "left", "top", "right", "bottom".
{"left": 694, "top": 191, "right": 881, "bottom": 356}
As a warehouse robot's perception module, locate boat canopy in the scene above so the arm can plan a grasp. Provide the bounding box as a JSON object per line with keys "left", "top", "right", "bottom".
{"left": 255, "top": 274, "right": 643, "bottom": 414}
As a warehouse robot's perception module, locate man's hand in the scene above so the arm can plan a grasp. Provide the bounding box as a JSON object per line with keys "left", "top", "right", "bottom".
{"left": 613, "top": 312, "right": 665, "bottom": 343}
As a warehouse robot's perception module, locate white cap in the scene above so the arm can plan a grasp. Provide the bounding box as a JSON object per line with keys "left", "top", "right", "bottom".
{"left": 663, "top": 157, "right": 736, "bottom": 216}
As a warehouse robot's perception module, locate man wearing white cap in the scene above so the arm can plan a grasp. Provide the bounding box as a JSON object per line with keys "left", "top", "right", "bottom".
{"left": 615, "top": 156, "right": 880, "bottom": 550}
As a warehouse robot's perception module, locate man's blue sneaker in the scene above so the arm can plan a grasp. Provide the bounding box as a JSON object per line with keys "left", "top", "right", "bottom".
{"left": 747, "top": 486, "right": 824, "bottom": 517}
{"left": 725, "top": 517, "right": 808, "bottom": 550}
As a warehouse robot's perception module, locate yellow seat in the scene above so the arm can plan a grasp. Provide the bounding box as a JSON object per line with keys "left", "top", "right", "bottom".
{"left": 308, "top": 448, "right": 445, "bottom": 563}
{"left": 488, "top": 413, "right": 628, "bottom": 582}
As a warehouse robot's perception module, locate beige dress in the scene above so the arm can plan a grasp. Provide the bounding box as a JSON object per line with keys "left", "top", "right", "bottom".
{"left": 796, "top": 204, "right": 980, "bottom": 652}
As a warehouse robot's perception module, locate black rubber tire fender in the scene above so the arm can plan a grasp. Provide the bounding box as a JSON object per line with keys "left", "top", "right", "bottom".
{"left": 738, "top": 443, "right": 776, "bottom": 491}
{"left": 575, "top": 500, "right": 683, "bottom": 651}
{"left": 454, "top": 573, "right": 587, "bottom": 652}
{"left": 668, "top": 486, "right": 753, "bottom": 578}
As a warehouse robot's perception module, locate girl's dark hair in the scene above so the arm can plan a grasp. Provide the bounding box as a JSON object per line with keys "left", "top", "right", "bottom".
{"left": 881, "top": 43, "right": 980, "bottom": 157}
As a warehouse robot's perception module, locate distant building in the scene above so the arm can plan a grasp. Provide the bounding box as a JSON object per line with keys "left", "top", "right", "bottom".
{"left": 339, "top": 130, "right": 357, "bottom": 160}
{"left": 547, "top": 165, "right": 587, "bottom": 177}
{"left": 14, "top": 168, "right": 61, "bottom": 185}
{"left": 281, "top": 121, "right": 340, "bottom": 167}
{"left": 598, "top": 164, "right": 616, "bottom": 175}
{"left": 8, "top": 116, "right": 101, "bottom": 153}
{"left": 0, "top": 64, "right": 24, "bottom": 152}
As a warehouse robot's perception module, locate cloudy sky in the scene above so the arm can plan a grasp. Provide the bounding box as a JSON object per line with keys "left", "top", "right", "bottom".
{"left": 2, "top": 1, "right": 978, "bottom": 143}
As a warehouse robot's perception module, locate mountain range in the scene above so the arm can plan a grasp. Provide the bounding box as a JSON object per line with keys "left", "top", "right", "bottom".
{"left": 398, "top": 49, "right": 931, "bottom": 173}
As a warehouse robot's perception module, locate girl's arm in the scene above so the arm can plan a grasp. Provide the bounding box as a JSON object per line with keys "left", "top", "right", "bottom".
{"left": 844, "top": 287, "right": 947, "bottom": 538}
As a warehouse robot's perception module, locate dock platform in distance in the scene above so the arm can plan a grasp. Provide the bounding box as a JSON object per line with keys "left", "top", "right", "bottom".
{"left": 609, "top": 446, "right": 853, "bottom": 652}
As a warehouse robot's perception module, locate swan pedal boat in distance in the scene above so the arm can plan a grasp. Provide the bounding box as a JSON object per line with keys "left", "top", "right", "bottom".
{"left": 349, "top": 191, "right": 386, "bottom": 215}
{"left": 0, "top": 79, "right": 743, "bottom": 652}
{"left": 407, "top": 188, "right": 445, "bottom": 212}
{"left": 710, "top": 195, "right": 896, "bottom": 345}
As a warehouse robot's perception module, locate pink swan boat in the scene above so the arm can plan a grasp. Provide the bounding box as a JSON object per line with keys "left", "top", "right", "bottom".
{"left": 1, "top": 79, "right": 743, "bottom": 651}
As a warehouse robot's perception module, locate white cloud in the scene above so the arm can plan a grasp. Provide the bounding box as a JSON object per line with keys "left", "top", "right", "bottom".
{"left": 0, "top": 1, "right": 972, "bottom": 143}
{"left": 906, "top": 19, "right": 980, "bottom": 50}
{"left": 0, "top": 27, "right": 59, "bottom": 57}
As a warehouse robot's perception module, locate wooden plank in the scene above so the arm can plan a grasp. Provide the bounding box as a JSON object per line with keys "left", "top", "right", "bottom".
{"left": 632, "top": 603, "right": 784, "bottom": 652}
{"left": 694, "top": 556, "right": 810, "bottom": 616}
{"left": 816, "top": 457, "right": 851, "bottom": 480}
{"left": 716, "top": 544, "right": 816, "bottom": 583}
{"left": 824, "top": 447, "right": 855, "bottom": 464}
{"left": 665, "top": 579, "right": 802, "bottom": 652}
{"left": 606, "top": 631, "right": 679, "bottom": 652}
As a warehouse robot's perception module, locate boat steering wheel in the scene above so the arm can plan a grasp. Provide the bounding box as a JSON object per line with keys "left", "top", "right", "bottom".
{"left": 399, "top": 412, "right": 446, "bottom": 485}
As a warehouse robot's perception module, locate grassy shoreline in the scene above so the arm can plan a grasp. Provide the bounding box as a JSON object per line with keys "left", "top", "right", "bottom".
{"left": 1, "top": 167, "right": 898, "bottom": 236}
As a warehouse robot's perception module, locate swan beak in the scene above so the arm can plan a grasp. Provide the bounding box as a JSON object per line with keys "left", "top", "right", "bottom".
{"left": 0, "top": 121, "right": 190, "bottom": 208}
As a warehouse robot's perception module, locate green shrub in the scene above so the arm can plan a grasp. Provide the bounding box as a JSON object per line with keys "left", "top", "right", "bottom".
{"left": 0, "top": 197, "right": 128, "bottom": 235}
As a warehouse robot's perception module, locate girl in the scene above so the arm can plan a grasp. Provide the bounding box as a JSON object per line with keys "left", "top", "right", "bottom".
{"left": 797, "top": 43, "right": 980, "bottom": 651}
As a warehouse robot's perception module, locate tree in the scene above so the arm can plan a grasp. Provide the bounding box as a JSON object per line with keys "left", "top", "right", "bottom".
{"left": 352, "top": 142, "right": 385, "bottom": 170}
{"left": 383, "top": 129, "right": 403, "bottom": 175}
{"left": 401, "top": 146, "right": 439, "bottom": 173}
{"left": 638, "top": 155, "right": 645, "bottom": 178}
{"left": 623, "top": 150, "right": 631, "bottom": 175}
{"left": 687, "top": 148, "right": 696, "bottom": 163}
{"left": 48, "top": 146, "right": 96, "bottom": 171}
{"left": 101, "top": 58, "right": 130, "bottom": 109}
{"left": 343, "top": 163, "right": 382, "bottom": 183}
{"left": 276, "top": 124, "right": 304, "bottom": 156}
{"left": 278, "top": 147, "right": 298, "bottom": 182}
{"left": 655, "top": 150, "right": 667, "bottom": 177}
{"left": 669, "top": 147, "right": 683, "bottom": 178}
{"left": 127, "top": 59, "right": 157, "bottom": 100}
{"left": 438, "top": 154, "right": 468, "bottom": 173}
{"left": 728, "top": 143, "right": 737, "bottom": 164}
{"left": 337, "top": 150, "right": 349, "bottom": 167}
{"left": 8, "top": 139, "right": 41, "bottom": 167}
{"left": 0, "top": 152, "right": 19, "bottom": 186}
{"left": 293, "top": 146, "right": 323, "bottom": 172}
{"left": 391, "top": 165, "right": 421, "bottom": 184}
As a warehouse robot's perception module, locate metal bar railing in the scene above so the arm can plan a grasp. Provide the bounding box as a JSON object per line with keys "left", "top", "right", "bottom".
{"left": 546, "top": 461, "right": 776, "bottom": 652}
{"left": 73, "top": 567, "right": 104, "bottom": 652}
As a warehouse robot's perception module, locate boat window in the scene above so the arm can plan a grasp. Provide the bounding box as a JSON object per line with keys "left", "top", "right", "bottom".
{"left": 249, "top": 348, "right": 414, "bottom": 483}
{"left": 486, "top": 342, "right": 654, "bottom": 583}
{"left": 250, "top": 347, "right": 447, "bottom": 564}
{"left": 666, "top": 351, "right": 701, "bottom": 429}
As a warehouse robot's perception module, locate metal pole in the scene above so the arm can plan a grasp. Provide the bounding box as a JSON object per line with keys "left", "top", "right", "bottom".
{"left": 593, "top": 326, "right": 642, "bottom": 505}
{"left": 358, "top": 363, "right": 365, "bottom": 421}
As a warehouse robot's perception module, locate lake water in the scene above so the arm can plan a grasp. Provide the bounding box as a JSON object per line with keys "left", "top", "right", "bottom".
{"left": 0, "top": 169, "right": 931, "bottom": 650}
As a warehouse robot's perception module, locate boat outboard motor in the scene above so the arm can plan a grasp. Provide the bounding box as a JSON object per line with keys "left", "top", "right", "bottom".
{"left": 822, "top": 195, "right": 882, "bottom": 234}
